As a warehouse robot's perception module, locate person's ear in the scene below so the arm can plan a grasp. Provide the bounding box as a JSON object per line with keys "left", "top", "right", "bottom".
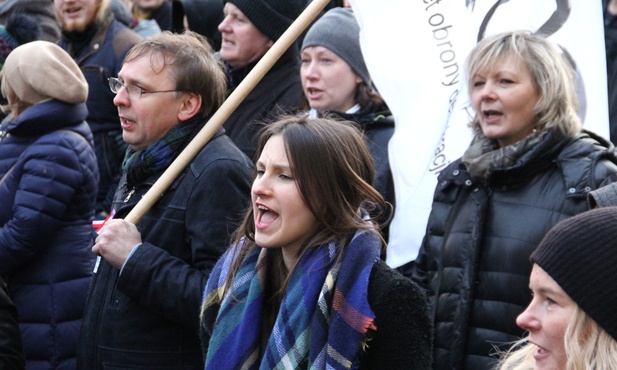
{"left": 177, "top": 93, "right": 202, "bottom": 121}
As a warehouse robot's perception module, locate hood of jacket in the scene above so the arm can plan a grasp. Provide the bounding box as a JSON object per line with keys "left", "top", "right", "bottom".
{"left": 330, "top": 101, "right": 394, "bottom": 130}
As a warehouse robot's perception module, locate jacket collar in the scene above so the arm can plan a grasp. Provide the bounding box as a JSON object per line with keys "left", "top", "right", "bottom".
{"left": 61, "top": 12, "right": 113, "bottom": 62}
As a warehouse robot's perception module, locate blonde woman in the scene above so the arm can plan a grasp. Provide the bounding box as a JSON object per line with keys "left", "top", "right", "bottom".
{"left": 410, "top": 31, "right": 617, "bottom": 369}
{"left": 497, "top": 207, "right": 617, "bottom": 370}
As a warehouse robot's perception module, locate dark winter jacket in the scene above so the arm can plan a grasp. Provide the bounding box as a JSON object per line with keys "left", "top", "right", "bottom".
{"left": 0, "top": 276, "right": 25, "bottom": 370}
{"left": 411, "top": 129, "right": 617, "bottom": 370}
{"left": 604, "top": 0, "right": 617, "bottom": 70}
{"left": 222, "top": 47, "right": 303, "bottom": 160}
{"left": 359, "top": 260, "right": 432, "bottom": 369}
{"left": 0, "top": 100, "right": 98, "bottom": 370}
{"left": 77, "top": 127, "right": 253, "bottom": 369}
{"left": 147, "top": 0, "right": 172, "bottom": 31}
{"left": 59, "top": 12, "right": 142, "bottom": 215}
{"left": 607, "top": 57, "right": 617, "bottom": 146}
{"left": 603, "top": 0, "right": 617, "bottom": 146}
{"left": 330, "top": 102, "right": 395, "bottom": 240}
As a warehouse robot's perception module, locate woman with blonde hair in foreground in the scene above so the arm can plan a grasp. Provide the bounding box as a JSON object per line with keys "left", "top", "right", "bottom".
{"left": 497, "top": 207, "right": 617, "bottom": 370}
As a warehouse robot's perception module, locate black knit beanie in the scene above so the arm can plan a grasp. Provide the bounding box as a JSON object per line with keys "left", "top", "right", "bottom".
{"left": 0, "top": 13, "right": 41, "bottom": 70}
{"left": 224, "top": 0, "right": 306, "bottom": 41}
{"left": 302, "top": 8, "right": 371, "bottom": 88}
{"left": 531, "top": 206, "right": 617, "bottom": 341}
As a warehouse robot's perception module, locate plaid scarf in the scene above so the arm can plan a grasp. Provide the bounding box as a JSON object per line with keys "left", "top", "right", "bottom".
{"left": 121, "top": 117, "right": 202, "bottom": 186}
{"left": 203, "top": 229, "right": 380, "bottom": 370}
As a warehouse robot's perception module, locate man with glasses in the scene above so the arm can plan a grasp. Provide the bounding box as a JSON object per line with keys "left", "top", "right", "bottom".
{"left": 77, "top": 31, "right": 254, "bottom": 368}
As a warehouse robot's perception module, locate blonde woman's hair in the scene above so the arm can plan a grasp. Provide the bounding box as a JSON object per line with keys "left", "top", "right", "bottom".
{"left": 1, "top": 84, "right": 31, "bottom": 119}
{"left": 496, "top": 306, "right": 617, "bottom": 370}
{"left": 465, "top": 31, "right": 582, "bottom": 138}
{"left": 95, "top": 0, "right": 111, "bottom": 24}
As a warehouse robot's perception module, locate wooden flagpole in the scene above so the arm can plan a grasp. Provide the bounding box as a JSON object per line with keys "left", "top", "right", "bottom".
{"left": 124, "top": 0, "right": 330, "bottom": 224}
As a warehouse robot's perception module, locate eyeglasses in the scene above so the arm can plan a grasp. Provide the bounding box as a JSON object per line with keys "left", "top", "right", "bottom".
{"left": 108, "top": 77, "right": 181, "bottom": 100}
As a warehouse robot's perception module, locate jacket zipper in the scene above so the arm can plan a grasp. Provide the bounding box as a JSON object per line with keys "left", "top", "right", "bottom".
{"left": 124, "top": 187, "right": 136, "bottom": 202}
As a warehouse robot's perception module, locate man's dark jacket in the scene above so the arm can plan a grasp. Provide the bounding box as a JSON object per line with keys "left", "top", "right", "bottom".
{"left": 222, "top": 47, "right": 303, "bottom": 161}
{"left": 77, "top": 127, "right": 254, "bottom": 369}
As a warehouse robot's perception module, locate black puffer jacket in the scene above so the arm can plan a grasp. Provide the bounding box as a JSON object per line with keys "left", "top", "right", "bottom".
{"left": 411, "top": 129, "right": 617, "bottom": 370}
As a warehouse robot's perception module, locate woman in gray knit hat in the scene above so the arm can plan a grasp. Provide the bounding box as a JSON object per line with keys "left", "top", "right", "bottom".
{"left": 300, "top": 7, "right": 395, "bottom": 242}
{"left": 496, "top": 206, "right": 617, "bottom": 370}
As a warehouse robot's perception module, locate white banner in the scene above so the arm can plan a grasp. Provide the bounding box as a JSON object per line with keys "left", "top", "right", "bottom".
{"left": 350, "top": 0, "right": 608, "bottom": 268}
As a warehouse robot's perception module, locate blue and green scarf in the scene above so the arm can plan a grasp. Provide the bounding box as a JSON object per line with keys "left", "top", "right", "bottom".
{"left": 121, "top": 117, "right": 202, "bottom": 186}
{"left": 203, "top": 229, "right": 380, "bottom": 370}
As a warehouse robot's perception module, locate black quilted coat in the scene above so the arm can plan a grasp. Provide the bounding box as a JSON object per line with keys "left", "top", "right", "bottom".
{"left": 411, "top": 129, "right": 617, "bottom": 370}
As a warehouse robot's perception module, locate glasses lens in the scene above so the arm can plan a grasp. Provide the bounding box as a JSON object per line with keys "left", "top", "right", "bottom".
{"left": 126, "top": 85, "right": 140, "bottom": 99}
{"left": 109, "top": 77, "right": 119, "bottom": 94}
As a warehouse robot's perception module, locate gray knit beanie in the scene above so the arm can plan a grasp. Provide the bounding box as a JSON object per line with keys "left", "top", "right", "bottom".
{"left": 302, "top": 8, "right": 371, "bottom": 88}
{"left": 2, "top": 40, "right": 88, "bottom": 105}
{"left": 225, "top": 0, "right": 306, "bottom": 41}
{"left": 531, "top": 206, "right": 617, "bottom": 341}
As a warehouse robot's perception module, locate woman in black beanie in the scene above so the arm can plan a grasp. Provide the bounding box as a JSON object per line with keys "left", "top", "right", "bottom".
{"left": 497, "top": 207, "right": 617, "bottom": 370}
